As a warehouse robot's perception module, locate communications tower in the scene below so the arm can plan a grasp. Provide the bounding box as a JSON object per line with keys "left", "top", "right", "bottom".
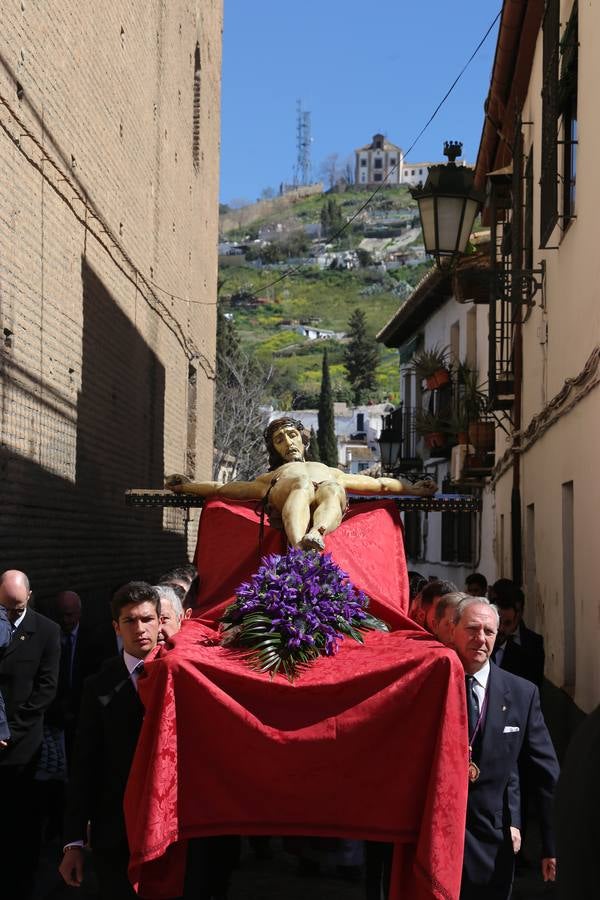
{"left": 294, "top": 99, "right": 312, "bottom": 186}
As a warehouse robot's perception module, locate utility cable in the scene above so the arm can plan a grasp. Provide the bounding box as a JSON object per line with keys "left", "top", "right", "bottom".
{"left": 229, "top": 8, "right": 502, "bottom": 302}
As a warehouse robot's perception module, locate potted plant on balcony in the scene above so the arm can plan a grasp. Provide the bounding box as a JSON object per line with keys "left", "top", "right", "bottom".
{"left": 446, "top": 407, "right": 471, "bottom": 446}
{"left": 411, "top": 343, "right": 451, "bottom": 391}
{"left": 456, "top": 362, "right": 494, "bottom": 452}
{"left": 415, "top": 409, "right": 448, "bottom": 450}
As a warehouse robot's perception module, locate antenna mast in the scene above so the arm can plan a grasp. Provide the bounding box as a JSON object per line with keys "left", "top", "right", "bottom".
{"left": 294, "top": 99, "right": 312, "bottom": 186}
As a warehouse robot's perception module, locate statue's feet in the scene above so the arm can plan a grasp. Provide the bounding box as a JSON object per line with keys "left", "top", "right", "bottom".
{"left": 300, "top": 529, "right": 326, "bottom": 551}
{"left": 411, "top": 478, "right": 438, "bottom": 496}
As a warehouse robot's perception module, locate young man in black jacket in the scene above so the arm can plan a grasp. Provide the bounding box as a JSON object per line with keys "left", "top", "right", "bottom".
{"left": 59, "top": 581, "right": 160, "bottom": 898}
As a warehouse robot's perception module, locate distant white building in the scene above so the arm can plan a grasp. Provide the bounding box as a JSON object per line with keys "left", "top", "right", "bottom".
{"left": 401, "top": 160, "right": 470, "bottom": 188}
{"left": 294, "top": 326, "right": 345, "bottom": 341}
{"left": 354, "top": 135, "right": 467, "bottom": 190}
{"left": 400, "top": 163, "right": 432, "bottom": 187}
{"left": 355, "top": 134, "right": 403, "bottom": 187}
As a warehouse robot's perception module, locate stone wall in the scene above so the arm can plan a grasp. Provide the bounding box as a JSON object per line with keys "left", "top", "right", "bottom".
{"left": 0, "top": 1, "right": 222, "bottom": 607}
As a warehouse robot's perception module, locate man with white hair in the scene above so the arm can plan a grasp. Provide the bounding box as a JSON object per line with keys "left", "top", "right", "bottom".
{"left": 155, "top": 583, "right": 184, "bottom": 643}
{"left": 451, "top": 596, "right": 559, "bottom": 900}
{"left": 433, "top": 591, "right": 467, "bottom": 645}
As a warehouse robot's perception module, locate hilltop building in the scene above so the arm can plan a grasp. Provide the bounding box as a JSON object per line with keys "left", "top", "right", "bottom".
{"left": 0, "top": 2, "right": 223, "bottom": 602}
{"left": 355, "top": 134, "right": 403, "bottom": 187}
{"left": 354, "top": 134, "right": 465, "bottom": 189}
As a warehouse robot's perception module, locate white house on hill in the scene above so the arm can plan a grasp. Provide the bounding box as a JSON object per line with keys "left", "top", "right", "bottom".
{"left": 355, "top": 134, "right": 403, "bottom": 187}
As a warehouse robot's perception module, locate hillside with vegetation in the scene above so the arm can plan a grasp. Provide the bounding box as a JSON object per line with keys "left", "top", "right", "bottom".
{"left": 218, "top": 184, "right": 432, "bottom": 409}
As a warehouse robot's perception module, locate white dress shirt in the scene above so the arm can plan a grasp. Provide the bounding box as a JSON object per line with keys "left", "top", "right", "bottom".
{"left": 471, "top": 660, "right": 490, "bottom": 713}
{"left": 10, "top": 608, "right": 27, "bottom": 633}
{"left": 123, "top": 650, "right": 145, "bottom": 690}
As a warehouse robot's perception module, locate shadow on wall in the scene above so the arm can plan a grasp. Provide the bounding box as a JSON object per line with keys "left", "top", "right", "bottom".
{"left": 0, "top": 259, "right": 187, "bottom": 614}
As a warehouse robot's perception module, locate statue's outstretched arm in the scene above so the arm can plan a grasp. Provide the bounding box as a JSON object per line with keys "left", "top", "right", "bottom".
{"left": 165, "top": 474, "right": 268, "bottom": 501}
{"left": 340, "top": 473, "right": 437, "bottom": 496}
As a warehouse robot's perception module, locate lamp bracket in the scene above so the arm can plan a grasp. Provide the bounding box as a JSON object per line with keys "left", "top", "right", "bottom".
{"left": 497, "top": 259, "right": 546, "bottom": 308}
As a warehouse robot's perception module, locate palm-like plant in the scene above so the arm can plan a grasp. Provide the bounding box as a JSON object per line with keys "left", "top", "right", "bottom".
{"left": 411, "top": 343, "right": 451, "bottom": 389}
{"left": 455, "top": 362, "right": 488, "bottom": 422}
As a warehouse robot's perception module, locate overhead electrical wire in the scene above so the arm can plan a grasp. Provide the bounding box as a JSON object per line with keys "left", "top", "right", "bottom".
{"left": 198, "top": 7, "right": 502, "bottom": 305}
{"left": 0, "top": 10, "right": 501, "bottom": 314}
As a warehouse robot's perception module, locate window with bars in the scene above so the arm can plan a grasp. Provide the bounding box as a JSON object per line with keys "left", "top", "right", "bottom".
{"left": 540, "top": 0, "right": 560, "bottom": 247}
{"left": 192, "top": 43, "right": 202, "bottom": 172}
{"left": 524, "top": 148, "right": 534, "bottom": 279}
{"left": 560, "top": 2, "right": 578, "bottom": 224}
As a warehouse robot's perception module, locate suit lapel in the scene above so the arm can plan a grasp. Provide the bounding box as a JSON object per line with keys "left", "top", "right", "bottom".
{"left": 480, "top": 664, "right": 510, "bottom": 760}
{"left": 1, "top": 607, "right": 36, "bottom": 661}
{"left": 96, "top": 655, "right": 143, "bottom": 714}
{"left": 501, "top": 639, "right": 518, "bottom": 672}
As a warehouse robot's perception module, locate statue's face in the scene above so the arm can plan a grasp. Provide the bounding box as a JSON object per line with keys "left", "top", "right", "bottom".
{"left": 272, "top": 424, "right": 305, "bottom": 463}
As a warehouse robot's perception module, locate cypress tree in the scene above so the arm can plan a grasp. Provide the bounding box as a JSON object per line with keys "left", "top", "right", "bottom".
{"left": 215, "top": 306, "right": 241, "bottom": 384}
{"left": 317, "top": 348, "right": 339, "bottom": 466}
{"left": 320, "top": 198, "right": 343, "bottom": 238}
{"left": 343, "top": 308, "right": 380, "bottom": 404}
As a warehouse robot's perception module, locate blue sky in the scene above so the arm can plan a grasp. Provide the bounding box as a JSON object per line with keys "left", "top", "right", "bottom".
{"left": 219, "top": 1, "right": 500, "bottom": 204}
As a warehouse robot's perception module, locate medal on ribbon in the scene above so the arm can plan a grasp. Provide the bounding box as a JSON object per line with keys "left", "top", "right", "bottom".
{"left": 468, "top": 759, "right": 480, "bottom": 783}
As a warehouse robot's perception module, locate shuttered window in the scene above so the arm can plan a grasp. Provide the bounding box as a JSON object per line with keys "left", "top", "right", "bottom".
{"left": 540, "top": 0, "right": 560, "bottom": 246}
{"left": 441, "top": 512, "right": 474, "bottom": 564}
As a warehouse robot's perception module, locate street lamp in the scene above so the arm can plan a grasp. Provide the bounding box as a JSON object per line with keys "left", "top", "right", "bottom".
{"left": 411, "top": 141, "right": 485, "bottom": 267}
{"left": 378, "top": 415, "right": 402, "bottom": 474}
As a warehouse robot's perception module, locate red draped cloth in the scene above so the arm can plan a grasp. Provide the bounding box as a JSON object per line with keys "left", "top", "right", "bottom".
{"left": 125, "top": 498, "right": 468, "bottom": 900}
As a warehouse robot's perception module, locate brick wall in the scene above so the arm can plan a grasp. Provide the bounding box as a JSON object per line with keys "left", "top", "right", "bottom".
{"left": 0, "top": 1, "right": 222, "bottom": 609}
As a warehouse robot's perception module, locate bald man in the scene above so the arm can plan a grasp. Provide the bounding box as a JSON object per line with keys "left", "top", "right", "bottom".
{"left": 0, "top": 569, "right": 61, "bottom": 898}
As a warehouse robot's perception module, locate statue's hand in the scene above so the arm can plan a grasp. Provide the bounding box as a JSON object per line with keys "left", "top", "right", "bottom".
{"left": 165, "top": 473, "right": 192, "bottom": 492}
{"left": 410, "top": 478, "right": 438, "bottom": 496}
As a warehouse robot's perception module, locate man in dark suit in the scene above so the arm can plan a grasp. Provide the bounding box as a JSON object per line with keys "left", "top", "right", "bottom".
{"left": 60, "top": 581, "right": 238, "bottom": 900}
{"left": 0, "top": 568, "right": 61, "bottom": 899}
{"left": 59, "top": 581, "right": 161, "bottom": 898}
{"left": 49, "top": 589, "right": 113, "bottom": 760}
{"left": 451, "top": 597, "right": 559, "bottom": 900}
{"left": 490, "top": 579, "right": 545, "bottom": 689}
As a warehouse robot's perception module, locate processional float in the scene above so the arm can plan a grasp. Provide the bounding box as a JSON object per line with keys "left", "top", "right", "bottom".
{"left": 124, "top": 432, "right": 479, "bottom": 900}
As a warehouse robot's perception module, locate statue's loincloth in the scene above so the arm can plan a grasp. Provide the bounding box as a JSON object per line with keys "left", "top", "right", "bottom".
{"left": 263, "top": 476, "right": 348, "bottom": 528}
{"left": 312, "top": 479, "right": 349, "bottom": 512}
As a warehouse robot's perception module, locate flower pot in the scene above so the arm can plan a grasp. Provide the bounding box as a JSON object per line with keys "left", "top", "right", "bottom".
{"left": 457, "top": 431, "right": 470, "bottom": 446}
{"left": 425, "top": 368, "right": 450, "bottom": 391}
{"left": 425, "top": 432, "right": 446, "bottom": 450}
{"left": 468, "top": 421, "right": 495, "bottom": 452}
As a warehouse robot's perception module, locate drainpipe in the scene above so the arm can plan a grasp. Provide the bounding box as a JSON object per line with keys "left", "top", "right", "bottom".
{"left": 510, "top": 130, "right": 524, "bottom": 588}
{"left": 511, "top": 310, "right": 523, "bottom": 587}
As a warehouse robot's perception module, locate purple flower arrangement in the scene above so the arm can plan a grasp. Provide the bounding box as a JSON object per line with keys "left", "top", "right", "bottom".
{"left": 220, "top": 548, "right": 389, "bottom": 677}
